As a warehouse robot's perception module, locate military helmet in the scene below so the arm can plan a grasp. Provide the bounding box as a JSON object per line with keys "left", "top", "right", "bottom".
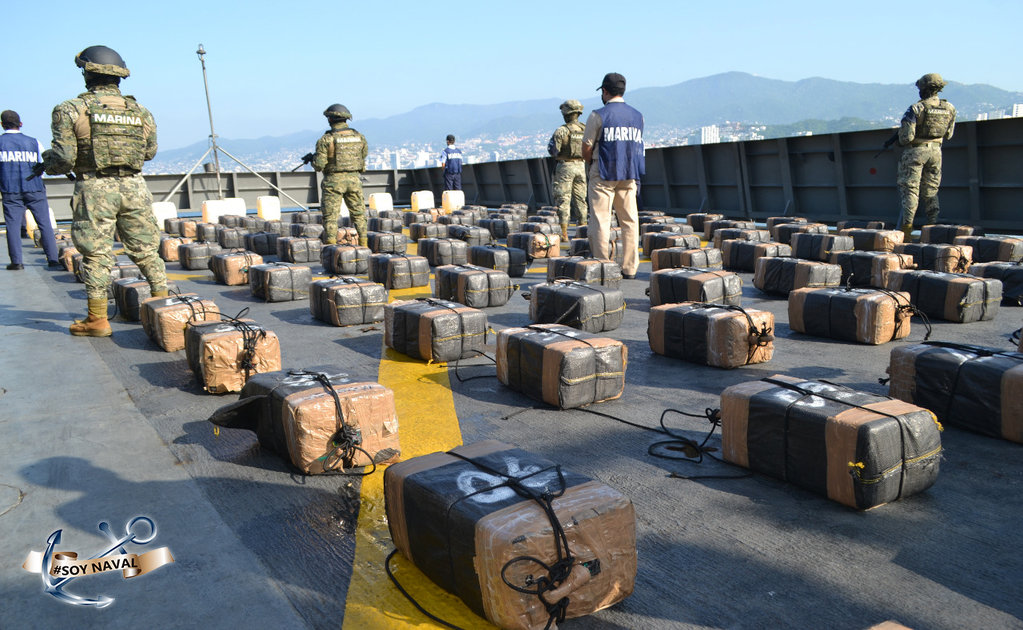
{"left": 75, "top": 45, "right": 130, "bottom": 78}
{"left": 323, "top": 104, "right": 352, "bottom": 120}
{"left": 559, "top": 100, "right": 583, "bottom": 115}
{"left": 916, "top": 73, "right": 946, "bottom": 92}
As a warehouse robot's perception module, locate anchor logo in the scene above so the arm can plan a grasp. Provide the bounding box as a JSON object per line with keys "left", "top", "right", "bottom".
{"left": 23, "top": 516, "right": 174, "bottom": 607}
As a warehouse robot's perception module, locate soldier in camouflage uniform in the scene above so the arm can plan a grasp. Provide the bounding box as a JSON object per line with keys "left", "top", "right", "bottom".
{"left": 547, "top": 99, "right": 588, "bottom": 241}
{"left": 39, "top": 46, "right": 167, "bottom": 337}
{"left": 896, "top": 73, "right": 956, "bottom": 242}
{"left": 312, "top": 104, "right": 368, "bottom": 246}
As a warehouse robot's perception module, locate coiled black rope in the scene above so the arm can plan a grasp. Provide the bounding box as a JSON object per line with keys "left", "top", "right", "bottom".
{"left": 218, "top": 308, "right": 266, "bottom": 382}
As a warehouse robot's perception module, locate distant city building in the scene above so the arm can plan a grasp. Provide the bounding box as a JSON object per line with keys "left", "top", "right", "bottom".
{"left": 977, "top": 112, "right": 989, "bottom": 121}
{"left": 700, "top": 125, "right": 720, "bottom": 144}
{"left": 1012, "top": 104, "right": 1023, "bottom": 118}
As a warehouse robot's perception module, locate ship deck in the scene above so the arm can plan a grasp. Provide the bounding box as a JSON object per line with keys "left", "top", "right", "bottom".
{"left": 2, "top": 219, "right": 1022, "bottom": 630}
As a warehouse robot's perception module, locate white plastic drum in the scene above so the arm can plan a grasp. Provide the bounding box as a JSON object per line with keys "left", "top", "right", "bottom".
{"left": 256, "top": 196, "right": 281, "bottom": 220}
{"left": 410, "top": 190, "right": 435, "bottom": 213}
{"left": 442, "top": 190, "right": 465, "bottom": 213}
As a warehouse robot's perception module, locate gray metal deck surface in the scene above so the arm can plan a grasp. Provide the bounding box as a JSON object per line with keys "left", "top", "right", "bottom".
{"left": 1, "top": 228, "right": 1021, "bottom": 630}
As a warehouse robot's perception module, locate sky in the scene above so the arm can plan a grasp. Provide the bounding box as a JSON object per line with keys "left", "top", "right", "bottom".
{"left": 4, "top": 0, "right": 1021, "bottom": 151}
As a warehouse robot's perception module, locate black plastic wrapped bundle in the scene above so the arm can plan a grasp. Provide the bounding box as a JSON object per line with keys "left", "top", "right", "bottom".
{"left": 418, "top": 238, "right": 469, "bottom": 266}
{"left": 408, "top": 223, "right": 446, "bottom": 242}
{"left": 766, "top": 216, "right": 807, "bottom": 230}
{"left": 276, "top": 236, "right": 322, "bottom": 263}
{"left": 112, "top": 278, "right": 178, "bottom": 321}
{"left": 953, "top": 235, "right": 1023, "bottom": 263}
{"left": 919, "top": 224, "right": 982, "bottom": 244}
{"left": 194, "top": 222, "right": 219, "bottom": 243}
{"left": 791, "top": 233, "right": 854, "bottom": 262}
{"left": 892, "top": 243, "right": 972, "bottom": 273}
{"left": 546, "top": 257, "right": 622, "bottom": 288}
{"left": 288, "top": 210, "right": 323, "bottom": 224}
{"left": 376, "top": 209, "right": 405, "bottom": 221}
{"left": 468, "top": 245, "right": 528, "bottom": 277}
{"left": 639, "top": 223, "right": 686, "bottom": 235}
{"left": 263, "top": 220, "right": 287, "bottom": 236}
{"left": 403, "top": 211, "right": 436, "bottom": 227}
{"left": 721, "top": 241, "right": 792, "bottom": 272}
{"left": 479, "top": 217, "right": 521, "bottom": 239}
{"left": 367, "top": 231, "right": 409, "bottom": 254}
{"left": 650, "top": 247, "right": 723, "bottom": 271}
{"left": 434, "top": 264, "right": 515, "bottom": 307}
{"left": 249, "top": 262, "right": 312, "bottom": 302}
{"left": 289, "top": 222, "right": 325, "bottom": 239}
{"left": 369, "top": 254, "right": 430, "bottom": 289}
{"left": 242, "top": 216, "right": 266, "bottom": 232}
{"left": 525, "top": 214, "right": 558, "bottom": 225}
{"left": 518, "top": 221, "right": 556, "bottom": 234}
{"left": 642, "top": 233, "right": 701, "bottom": 258}
{"left": 886, "top": 270, "right": 1001, "bottom": 323}
{"left": 752, "top": 257, "right": 840, "bottom": 295}
{"left": 829, "top": 251, "right": 915, "bottom": 289}
{"left": 721, "top": 374, "right": 942, "bottom": 509}
{"left": 244, "top": 231, "right": 279, "bottom": 256}
{"left": 968, "top": 262, "right": 1023, "bottom": 304}
{"left": 384, "top": 298, "right": 488, "bottom": 362}
{"left": 529, "top": 280, "right": 625, "bottom": 332}
{"left": 835, "top": 219, "right": 887, "bottom": 230}
{"left": 685, "top": 213, "right": 723, "bottom": 233}
{"left": 309, "top": 277, "right": 387, "bottom": 326}
{"left": 217, "top": 227, "right": 248, "bottom": 249}
{"left": 648, "top": 268, "right": 742, "bottom": 306}
{"left": 218, "top": 214, "right": 244, "bottom": 228}
{"left": 447, "top": 225, "right": 491, "bottom": 247}
{"left": 711, "top": 228, "right": 771, "bottom": 250}
{"left": 164, "top": 218, "right": 183, "bottom": 234}
{"left": 178, "top": 242, "right": 223, "bottom": 270}
{"left": 569, "top": 238, "right": 626, "bottom": 266}
{"left": 321, "top": 245, "right": 370, "bottom": 275}
{"left": 368, "top": 217, "right": 403, "bottom": 234}
{"left": 773, "top": 222, "right": 828, "bottom": 245}
{"left": 703, "top": 219, "right": 755, "bottom": 240}
{"left": 438, "top": 214, "right": 475, "bottom": 226}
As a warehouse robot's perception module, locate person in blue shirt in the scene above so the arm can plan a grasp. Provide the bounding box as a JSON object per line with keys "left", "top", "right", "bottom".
{"left": 582, "top": 73, "right": 644, "bottom": 279}
{"left": 440, "top": 134, "right": 463, "bottom": 191}
{"left": 0, "top": 110, "right": 59, "bottom": 270}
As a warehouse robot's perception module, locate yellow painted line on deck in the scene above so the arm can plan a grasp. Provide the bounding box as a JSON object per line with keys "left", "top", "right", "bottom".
{"left": 342, "top": 282, "right": 496, "bottom": 629}
{"left": 165, "top": 272, "right": 210, "bottom": 281}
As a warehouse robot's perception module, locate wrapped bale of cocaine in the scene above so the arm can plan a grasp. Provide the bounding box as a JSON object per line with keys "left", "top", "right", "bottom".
{"left": 887, "top": 341, "right": 1023, "bottom": 443}
{"left": 788, "top": 287, "right": 913, "bottom": 344}
{"left": 720, "top": 374, "right": 942, "bottom": 509}
{"left": 703, "top": 219, "right": 755, "bottom": 240}
{"left": 385, "top": 298, "right": 488, "bottom": 362}
{"left": 508, "top": 232, "right": 560, "bottom": 260}
{"left": 648, "top": 302, "right": 774, "bottom": 368}
{"left": 438, "top": 213, "right": 475, "bottom": 226}
{"left": 59, "top": 245, "right": 79, "bottom": 271}
{"left": 375, "top": 209, "right": 405, "bottom": 221}
{"left": 836, "top": 219, "right": 887, "bottom": 230}
{"left": 651, "top": 247, "right": 723, "bottom": 271}
{"left": 766, "top": 216, "right": 807, "bottom": 230}
{"left": 218, "top": 227, "right": 248, "bottom": 249}
{"left": 194, "top": 222, "right": 219, "bottom": 243}
{"left": 384, "top": 440, "right": 636, "bottom": 630}
{"left": 210, "top": 250, "right": 264, "bottom": 286}
{"left": 448, "top": 225, "right": 492, "bottom": 247}
{"left": 721, "top": 240, "right": 792, "bottom": 272}
{"left": 178, "top": 219, "right": 198, "bottom": 239}
{"left": 112, "top": 278, "right": 178, "bottom": 322}
{"left": 369, "top": 254, "right": 430, "bottom": 289}
{"left": 711, "top": 228, "right": 771, "bottom": 250}
{"left": 368, "top": 217, "right": 403, "bottom": 234}
{"left": 263, "top": 219, "right": 287, "bottom": 236}
{"left": 685, "top": 212, "right": 723, "bottom": 233}
{"left": 568, "top": 238, "right": 626, "bottom": 266}
{"left": 419, "top": 238, "right": 469, "bottom": 266}
{"left": 178, "top": 242, "right": 223, "bottom": 270}
{"left": 367, "top": 231, "right": 409, "bottom": 254}
{"left": 529, "top": 280, "right": 625, "bottom": 333}
{"left": 546, "top": 257, "right": 622, "bottom": 288}
{"left": 837, "top": 228, "right": 905, "bottom": 252}
{"left": 648, "top": 268, "right": 742, "bottom": 307}
{"left": 321, "top": 245, "right": 371, "bottom": 275}
{"left": 403, "top": 211, "right": 437, "bottom": 227}
{"left": 249, "top": 262, "right": 312, "bottom": 302}
{"left": 829, "top": 251, "right": 915, "bottom": 289}
{"left": 953, "top": 235, "right": 1023, "bottom": 263}
{"left": 164, "top": 218, "right": 183, "bottom": 234}
{"left": 434, "top": 264, "right": 516, "bottom": 308}
{"left": 791, "top": 233, "right": 854, "bottom": 262}
{"left": 469, "top": 245, "right": 528, "bottom": 278}
{"left": 920, "top": 224, "right": 982, "bottom": 244}
{"left": 968, "top": 261, "right": 1023, "bottom": 304}
{"left": 309, "top": 277, "right": 387, "bottom": 326}
{"left": 524, "top": 214, "right": 558, "bottom": 226}
{"left": 772, "top": 222, "right": 829, "bottom": 245}
{"left": 885, "top": 269, "right": 1001, "bottom": 323}
{"left": 409, "top": 222, "right": 447, "bottom": 242}
{"left": 497, "top": 325, "right": 627, "bottom": 408}
{"left": 218, "top": 214, "right": 244, "bottom": 228}
{"left": 277, "top": 236, "right": 323, "bottom": 264}
{"left": 517, "top": 222, "right": 557, "bottom": 235}
{"left": 93, "top": 261, "right": 140, "bottom": 292}
{"left": 639, "top": 222, "right": 691, "bottom": 236}
{"left": 242, "top": 216, "right": 266, "bottom": 232}
{"left": 892, "top": 243, "right": 972, "bottom": 272}
{"left": 244, "top": 231, "right": 279, "bottom": 257}
{"left": 753, "top": 257, "right": 841, "bottom": 296}
{"left": 642, "top": 233, "right": 701, "bottom": 258}
{"left": 184, "top": 318, "right": 282, "bottom": 394}
{"left": 479, "top": 216, "right": 521, "bottom": 239}
{"left": 334, "top": 227, "right": 360, "bottom": 246}
{"left": 289, "top": 210, "right": 323, "bottom": 224}
{"left": 159, "top": 236, "right": 191, "bottom": 262}
{"left": 140, "top": 293, "right": 221, "bottom": 352}
{"left": 208, "top": 367, "right": 400, "bottom": 474}
{"left": 575, "top": 226, "right": 621, "bottom": 240}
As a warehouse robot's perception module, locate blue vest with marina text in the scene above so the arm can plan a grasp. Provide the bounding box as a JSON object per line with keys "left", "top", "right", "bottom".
{"left": 0, "top": 132, "right": 45, "bottom": 194}
{"left": 595, "top": 102, "right": 645, "bottom": 181}
{"left": 442, "top": 146, "right": 463, "bottom": 174}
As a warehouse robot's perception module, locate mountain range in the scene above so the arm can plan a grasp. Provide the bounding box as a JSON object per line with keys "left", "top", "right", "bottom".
{"left": 150, "top": 71, "right": 1023, "bottom": 171}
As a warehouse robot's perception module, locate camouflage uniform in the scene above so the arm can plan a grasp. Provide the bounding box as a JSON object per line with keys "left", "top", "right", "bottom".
{"left": 43, "top": 84, "right": 166, "bottom": 300}
{"left": 549, "top": 121, "right": 588, "bottom": 228}
{"left": 313, "top": 121, "right": 368, "bottom": 246}
{"left": 897, "top": 94, "right": 956, "bottom": 234}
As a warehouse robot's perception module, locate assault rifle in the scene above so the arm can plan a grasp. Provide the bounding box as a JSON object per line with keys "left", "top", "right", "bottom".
{"left": 26, "top": 163, "right": 75, "bottom": 181}
{"left": 291, "top": 152, "right": 315, "bottom": 172}
{"left": 873, "top": 131, "right": 900, "bottom": 158}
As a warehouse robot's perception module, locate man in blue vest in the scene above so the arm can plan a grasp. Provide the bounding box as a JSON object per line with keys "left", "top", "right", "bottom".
{"left": 440, "top": 134, "right": 463, "bottom": 191}
{"left": 1, "top": 110, "right": 60, "bottom": 270}
{"left": 582, "top": 72, "right": 644, "bottom": 278}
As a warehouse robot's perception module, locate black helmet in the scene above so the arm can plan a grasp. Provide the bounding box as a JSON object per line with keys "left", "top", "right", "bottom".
{"left": 75, "top": 45, "right": 130, "bottom": 78}
{"left": 323, "top": 104, "right": 352, "bottom": 121}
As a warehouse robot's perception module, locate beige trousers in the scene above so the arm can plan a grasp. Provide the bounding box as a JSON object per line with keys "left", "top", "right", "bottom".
{"left": 587, "top": 173, "right": 639, "bottom": 275}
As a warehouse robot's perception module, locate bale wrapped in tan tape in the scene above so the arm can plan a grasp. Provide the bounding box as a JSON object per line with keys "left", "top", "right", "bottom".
{"left": 892, "top": 243, "right": 972, "bottom": 273}
{"left": 497, "top": 324, "right": 627, "bottom": 408}
{"left": 529, "top": 281, "right": 625, "bottom": 333}
{"left": 210, "top": 250, "right": 263, "bottom": 286}
{"left": 507, "top": 232, "right": 560, "bottom": 260}
{"left": 791, "top": 233, "right": 854, "bottom": 261}
{"left": 248, "top": 262, "right": 312, "bottom": 303}
{"left": 685, "top": 212, "right": 723, "bottom": 233}
{"left": 178, "top": 219, "right": 198, "bottom": 239}
{"left": 435, "top": 264, "right": 516, "bottom": 307}
{"left": 418, "top": 238, "right": 468, "bottom": 266}
{"left": 887, "top": 341, "right": 1023, "bottom": 443}
{"left": 59, "top": 245, "right": 79, "bottom": 271}
{"left": 788, "top": 287, "right": 912, "bottom": 344}
{"left": 159, "top": 236, "right": 191, "bottom": 262}
{"left": 309, "top": 277, "right": 387, "bottom": 326}
{"left": 112, "top": 278, "right": 178, "bottom": 321}
{"left": 648, "top": 268, "right": 742, "bottom": 307}
{"left": 184, "top": 318, "right": 282, "bottom": 394}
{"left": 648, "top": 302, "right": 774, "bottom": 368}
{"left": 642, "top": 232, "right": 701, "bottom": 258}
{"left": 207, "top": 367, "right": 400, "bottom": 474}
{"left": 194, "top": 222, "right": 219, "bottom": 243}
{"left": 703, "top": 219, "right": 755, "bottom": 240}
{"left": 178, "top": 242, "right": 223, "bottom": 270}
{"left": 968, "top": 261, "right": 1023, "bottom": 304}
{"left": 885, "top": 269, "right": 1001, "bottom": 323}
{"left": 766, "top": 216, "right": 807, "bottom": 230}
{"left": 753, "top": 257, "right": 841, "bottom": 296}
{"left": 711, "top": 228, "right": 770, "bottom": 250}
{"left": 720, "top": 374, "right": 942, "bottom": 509}
{"left": 920, "top": 224, "right": 980, "bottom": 244}
{"left": 140, "top": 293, "right": 221, "bottom": 352}
{"left": 651, "top": 247, "right": 723, "bottom": 271}
{"left": 837, "top": 228, "right": 905, "bottom": 252}
{"left": 721, "top": 241, "right": 791, "bottom": 272}
{"left": 953, "top": 235, "right": 1023, "bottom": 263}
{"left": 384, "top": 440, "right": 636, "bottom": 630}
{"left": 829, "top": 251, "right": 916, "bottom": 289}
{"left": 546, "top": 257, "right": 622, "bottom": 288}
{"left": 367, "top": 231, "right": 409, "bottom": 255}
{"left": 369, "top": 253, "right": 430, "bottom": 289}
{"left": 835, "top": 219, "right": 887, "bottom": 231}
{"left": 335, "top": 227, "right": 360, "bottom": 246}
{"left": 385, "top": 298, "right": 488, "bottom": 362}
{"left": 771, "top": 222, "right": 829, "bottom": 246}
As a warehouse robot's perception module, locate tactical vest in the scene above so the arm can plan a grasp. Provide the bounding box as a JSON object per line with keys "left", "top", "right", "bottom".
{"left": 916, "top": 100, "right": 954, "bottom": 140}
{"left": 557, "top": 121, "right": 585, "bottom": 160}
{"left": 443, "top": 146, "right": 463, "bottom": 174}
{"left": 75, "top": 92, "right": 147, "bottom": 171}
{"left": 594, "top": 102, "right": 645, "bottom": 181}
{"left": 326, "top": 127, "right": 365, "bottom": 172}
{"left": 0, "top": 132, "right": 45, "bottom": 193}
